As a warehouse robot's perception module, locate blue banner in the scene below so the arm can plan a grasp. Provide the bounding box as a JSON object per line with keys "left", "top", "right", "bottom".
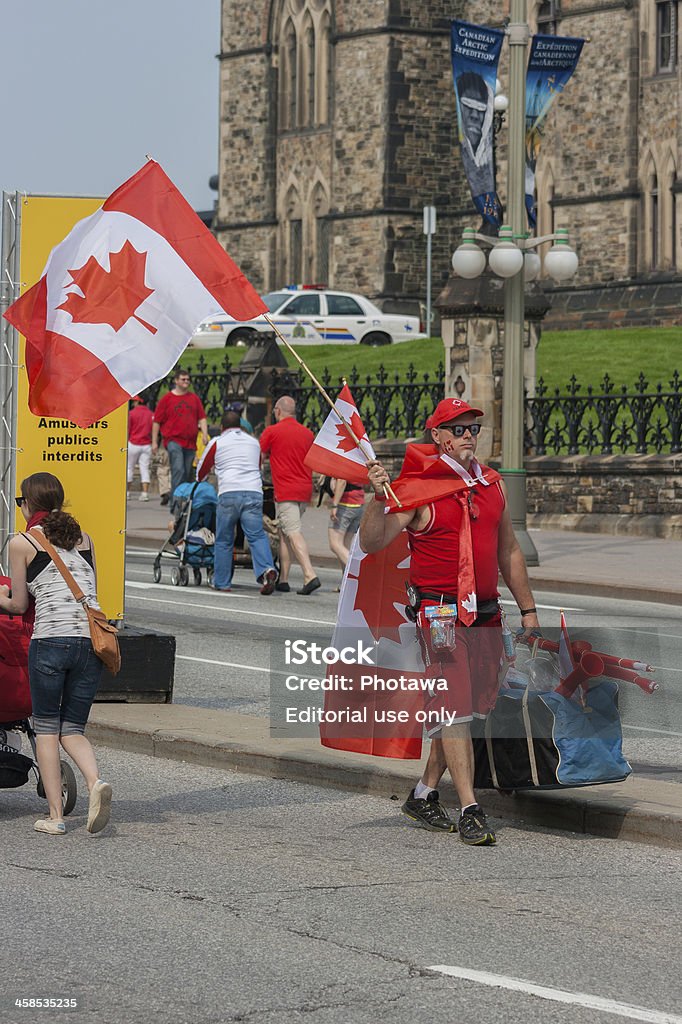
{"left": 451, "top": 20, "right": 505, "bottom": 230}
{"left": 525, "top": 34, "right": 584, "bottom": 227}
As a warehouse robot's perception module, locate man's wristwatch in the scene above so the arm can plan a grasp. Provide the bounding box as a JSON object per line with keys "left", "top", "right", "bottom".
{"left": 519, "top": 607, "right": 537, "bottom": 616}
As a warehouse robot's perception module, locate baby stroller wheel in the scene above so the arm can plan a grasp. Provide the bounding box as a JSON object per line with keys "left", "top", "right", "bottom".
{"left": 170, "top": 567, "right": 180, "bottom": 586}
{"left": 180, "top": 565, "right": 190, "bottom": 586}
{"left": 61, "top": 760, "right": 77, "bottom": 816}
{"left": 153, "top": 564, "right": 162, "bottom": 584}
{"left": 193, "top": 568, "right": 202, "bottom": 586}
{"left": 36, "top": 762, "right": 78, "bottom": 816}
{"left": 207, "top": 568, "right": 214, "bottom": 587}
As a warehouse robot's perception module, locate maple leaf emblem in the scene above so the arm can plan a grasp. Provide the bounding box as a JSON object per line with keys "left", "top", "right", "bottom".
{"left": 348, "top": 533, "right": 409, "bottom": 643}
{"left": 57, "top": 240, "right": 157, "bottom": 334}
{"left": 461, "top": 592, "right": 478, "bottom": 615}
{"left": 335, "top": 411, "right": 367, "bottom": 454}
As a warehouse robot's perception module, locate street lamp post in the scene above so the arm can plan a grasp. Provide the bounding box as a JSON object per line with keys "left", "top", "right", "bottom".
{"left": 502, "top": 0, "right": 536, "bottom": 564}
{"left": 451, "top": 1, "right": 579, "bottom": 567}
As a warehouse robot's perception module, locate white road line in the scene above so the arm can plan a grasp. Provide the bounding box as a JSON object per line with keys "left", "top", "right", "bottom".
{"left": 622, "top": 724, "right": 682, "bottom": 739}
{"left": 606, "top": 627, "right": 682, "bottom": 640}
{"left": 176, "top": 654, "right": 290, "bottom": 676}
{"left": 499, "top": 599, "right": 580, "bottom": 612}
{"left": 126, "top": 580, "right": 260, "bottom": 600}
{"left": 428, "top": 966, "right": 682, "bottom": 1024}
{"left": 124, "top": 592, "right": 336, "bottom": 626}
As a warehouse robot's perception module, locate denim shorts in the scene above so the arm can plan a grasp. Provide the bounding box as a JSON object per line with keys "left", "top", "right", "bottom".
{"left": 329, "top": 503, "right": 363, "bottom": 535}
{"left": 28, "top": 637, "right": 103, "bottom": 735}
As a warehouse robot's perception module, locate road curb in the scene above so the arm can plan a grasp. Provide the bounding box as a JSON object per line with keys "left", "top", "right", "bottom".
{"left": 87, "top": 714, "right": 682, "bottom": 850}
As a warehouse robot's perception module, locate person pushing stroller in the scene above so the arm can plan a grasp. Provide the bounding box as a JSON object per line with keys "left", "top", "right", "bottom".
{"left": 196, "top": 410, "right": 278, "bottom": 595}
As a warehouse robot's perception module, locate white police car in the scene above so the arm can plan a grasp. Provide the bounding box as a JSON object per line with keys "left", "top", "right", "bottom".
{"left": 189, "top": 286, "right": 426, "bottom": 348}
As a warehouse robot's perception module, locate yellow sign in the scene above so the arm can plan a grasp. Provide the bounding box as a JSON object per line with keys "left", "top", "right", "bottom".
{"left": 14, "top": 195, "right": 127, "bottom": 619}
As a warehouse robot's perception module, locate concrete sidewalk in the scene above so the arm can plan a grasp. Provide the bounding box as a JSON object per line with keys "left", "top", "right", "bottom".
{"left": 87, "top": 702, "right": 682, "bottom": 849}
{"left": 125, "top": 493, "right": 682, "bottom": 604}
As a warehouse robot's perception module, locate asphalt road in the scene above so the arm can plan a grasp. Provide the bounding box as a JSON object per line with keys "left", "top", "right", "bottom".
{"left": 2, "top": 748, "right": 681, "bottom": 1024}
{"left": 123, "top": 548, "right": 682, "bottom": 779}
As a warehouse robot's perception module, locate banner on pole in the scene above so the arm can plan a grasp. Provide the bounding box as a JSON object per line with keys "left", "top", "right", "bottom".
{"left": 14, "top": 196, "right": 127, "bottom": 620}
{"left": 450, "top": 20, "right": 505, "bottom": 230}
{"left": 525, "top": 34, "right": 584, "bottom": 227}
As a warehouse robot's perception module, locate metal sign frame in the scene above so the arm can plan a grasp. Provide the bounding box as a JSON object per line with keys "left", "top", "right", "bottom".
{"left": 0, "top": 191, "right": 21, "bottom": 573}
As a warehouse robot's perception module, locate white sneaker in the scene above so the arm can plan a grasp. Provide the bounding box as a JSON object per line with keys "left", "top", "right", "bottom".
{"left": 139, "top": 492, "right": 149, "bottom": 502}
{"left": 87, "top": 780, "right": 112, "bottom": 834}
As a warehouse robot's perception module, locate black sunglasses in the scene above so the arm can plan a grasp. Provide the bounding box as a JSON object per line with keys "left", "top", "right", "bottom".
{"left": 15, "top": 496, "right": 24, "bottom": 507}
{"left": 440, "top": 423, "right": 481, "bottom": 437}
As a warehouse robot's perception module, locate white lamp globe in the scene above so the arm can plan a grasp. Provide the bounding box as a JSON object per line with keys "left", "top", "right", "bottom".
{"left": 488, "top": 225, "right": 523, "bottom": 278}
{"left": 452, "top": 229, "right": 486, "bottom": 279}
{"left": 524, "top": 249, "right": 541, "bottom": 282}
{"left": 544, "top": 228, "right": 579, "bottom": 281}
{"left": 494, "top": 92, "right": 509, "bottom": 113}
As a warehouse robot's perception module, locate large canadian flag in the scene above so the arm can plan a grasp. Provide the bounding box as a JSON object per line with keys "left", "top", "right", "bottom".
{"left": 303, "top": 384, "right": 375, "bottom": 484}
{"left": 320, "top": 533, "right": 426, "bottom": 759}
{"left": 3, "top": 160, "right": 267, "bottom": 427}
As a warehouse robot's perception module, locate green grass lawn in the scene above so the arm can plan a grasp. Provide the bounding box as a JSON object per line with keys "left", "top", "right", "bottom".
{"left": 537, "top": 327, "right": 681, "bottom": 393}
{"left": 179, "top": 327, "right": 680, "bottom": 394}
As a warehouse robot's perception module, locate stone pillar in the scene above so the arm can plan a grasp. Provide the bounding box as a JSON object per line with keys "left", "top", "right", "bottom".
{"left": 436, "top": 273, "right": 550, "bottom": 461}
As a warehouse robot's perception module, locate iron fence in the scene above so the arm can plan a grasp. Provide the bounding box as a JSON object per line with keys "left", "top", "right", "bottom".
{"left": 525, "top": 371, "right": 681, "bottom": 456}
{"left": 144, "top": 357, "right": 680, "bottom": 455}
{"left": 272, "top": 363, "right": 446, "bottom": 438}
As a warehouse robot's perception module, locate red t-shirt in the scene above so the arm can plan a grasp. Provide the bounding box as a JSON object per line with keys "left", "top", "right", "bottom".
{"left": 153, "top": 391, "right": 206, "bottom": 449}
{"left": 407, "top": 480, "right": 505, "bottom": 599}
{"left": 260, "top": 417, "right": 314, "bottom": 502}
{"left": 128, "top": 404, "right": 153, "bottom": 446}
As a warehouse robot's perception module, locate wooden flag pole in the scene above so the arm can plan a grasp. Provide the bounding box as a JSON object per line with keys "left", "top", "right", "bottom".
{"left": 263, "top": 313, "right": 401, "bottom": 506}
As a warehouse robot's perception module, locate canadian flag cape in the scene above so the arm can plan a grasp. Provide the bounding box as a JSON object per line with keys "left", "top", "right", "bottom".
{"left": 303, "top": 384, "right": 374, "bottom": 484}
{"left": 3, "top": 160, "right": 267, "bottom": 427}
{"left": 385, "top": 443, "right": 502, "bottom": 512}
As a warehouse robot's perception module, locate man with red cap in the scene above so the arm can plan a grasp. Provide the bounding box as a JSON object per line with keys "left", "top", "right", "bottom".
{"left": 360, "top": 397, "right": 540, "bottom": 845}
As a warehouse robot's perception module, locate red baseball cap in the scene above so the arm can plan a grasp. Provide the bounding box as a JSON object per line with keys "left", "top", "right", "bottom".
{"left": 426, "top": 398, "right": 484, "bottom": 430}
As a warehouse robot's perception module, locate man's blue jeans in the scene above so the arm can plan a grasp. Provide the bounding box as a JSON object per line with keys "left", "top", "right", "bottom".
{"left": 215, "top": 490, "right": 276, "bottom": 589}
{"left": 167, "top": 441, "right": 196, "bottom": 511}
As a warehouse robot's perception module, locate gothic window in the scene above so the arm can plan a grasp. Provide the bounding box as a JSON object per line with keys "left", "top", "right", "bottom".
{"left": 304, "top": 16, "right": 316, "bottom": 125}
{"left": 649, "top": 170, "right": 660, "bottom": 270}
{"left": 290, "top": 219, "right": 302, "bottom": 281}
{"left": 276, "top": 0, "right": 332, "bottom": 131}
{"left": 311, "top": 182, "right": 330, "bottom": 282}
{"left": 663, "top": 156, "right": 678, "bottom": 268}
{"left": 537, "top": 0, "right": 560, "bottom": 34}
{"left": 656, "top": 1, "right": 678, "bottom": 73}
{"left": 280, "top": 19, "right": 297, "bottom": 129}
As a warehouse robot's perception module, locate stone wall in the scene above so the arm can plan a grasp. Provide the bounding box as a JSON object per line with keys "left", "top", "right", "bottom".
{"left": 216, "top": 0, "right": 682, "bottom": 321}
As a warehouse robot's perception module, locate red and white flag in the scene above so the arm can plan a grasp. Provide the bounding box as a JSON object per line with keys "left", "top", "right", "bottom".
{"left": 303, "top": 384, "right": 375, "bottom": 484}
{"left": 3, "top": 160, "right": 267, "bottom": 427}
{"left": 320, "top": 533, "right": 425, "bottom": 760}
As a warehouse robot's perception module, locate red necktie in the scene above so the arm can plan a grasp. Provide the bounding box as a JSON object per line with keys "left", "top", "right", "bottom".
{"left": 455, "top": 492, "right": 477, "bottom": 626}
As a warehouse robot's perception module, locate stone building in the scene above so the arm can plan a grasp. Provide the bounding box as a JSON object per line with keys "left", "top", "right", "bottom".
{"left": 215, "top": 0, "right": 682, "bottom": 327}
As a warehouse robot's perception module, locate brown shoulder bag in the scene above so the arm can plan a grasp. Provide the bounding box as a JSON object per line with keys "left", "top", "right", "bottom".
{"left": 28, "top": 529, "right": 121, "bottom": 676}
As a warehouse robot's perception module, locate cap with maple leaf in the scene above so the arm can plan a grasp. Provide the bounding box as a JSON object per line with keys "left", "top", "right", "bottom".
{"left": 426, "top": 398, "right": 484, "bottom": 431}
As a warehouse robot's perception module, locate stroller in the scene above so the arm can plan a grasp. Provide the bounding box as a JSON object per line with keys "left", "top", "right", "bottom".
{"left": 0, "top": 589, "right": 78, "bottom": 815}
{"left": 153, "top": 480, "right": 217, "bottom": 587}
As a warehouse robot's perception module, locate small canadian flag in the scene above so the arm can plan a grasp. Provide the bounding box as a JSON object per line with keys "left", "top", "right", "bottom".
{"left": 303, "top": 384, "right": 375, "bottom": 484}
{"left": 3, "top": 160, "right": 266, "bottom": 427}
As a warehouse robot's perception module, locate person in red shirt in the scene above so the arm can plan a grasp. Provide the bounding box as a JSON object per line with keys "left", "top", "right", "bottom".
{"left": 259, "top": 395, "right": 320, "bottom": 595}
{"left": 151, "top": 369, "right": 208, "bottom": 513}
{"left": 360, "top": 399, "right": 540, "bottom": 846}
{"left": 127, "top": 396, "right": 153, "bottom": 501}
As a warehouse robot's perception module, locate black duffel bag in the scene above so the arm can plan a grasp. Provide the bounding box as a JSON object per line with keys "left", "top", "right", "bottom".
{"left": 0, "top": 748, "right": 33, "bottom": 788}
